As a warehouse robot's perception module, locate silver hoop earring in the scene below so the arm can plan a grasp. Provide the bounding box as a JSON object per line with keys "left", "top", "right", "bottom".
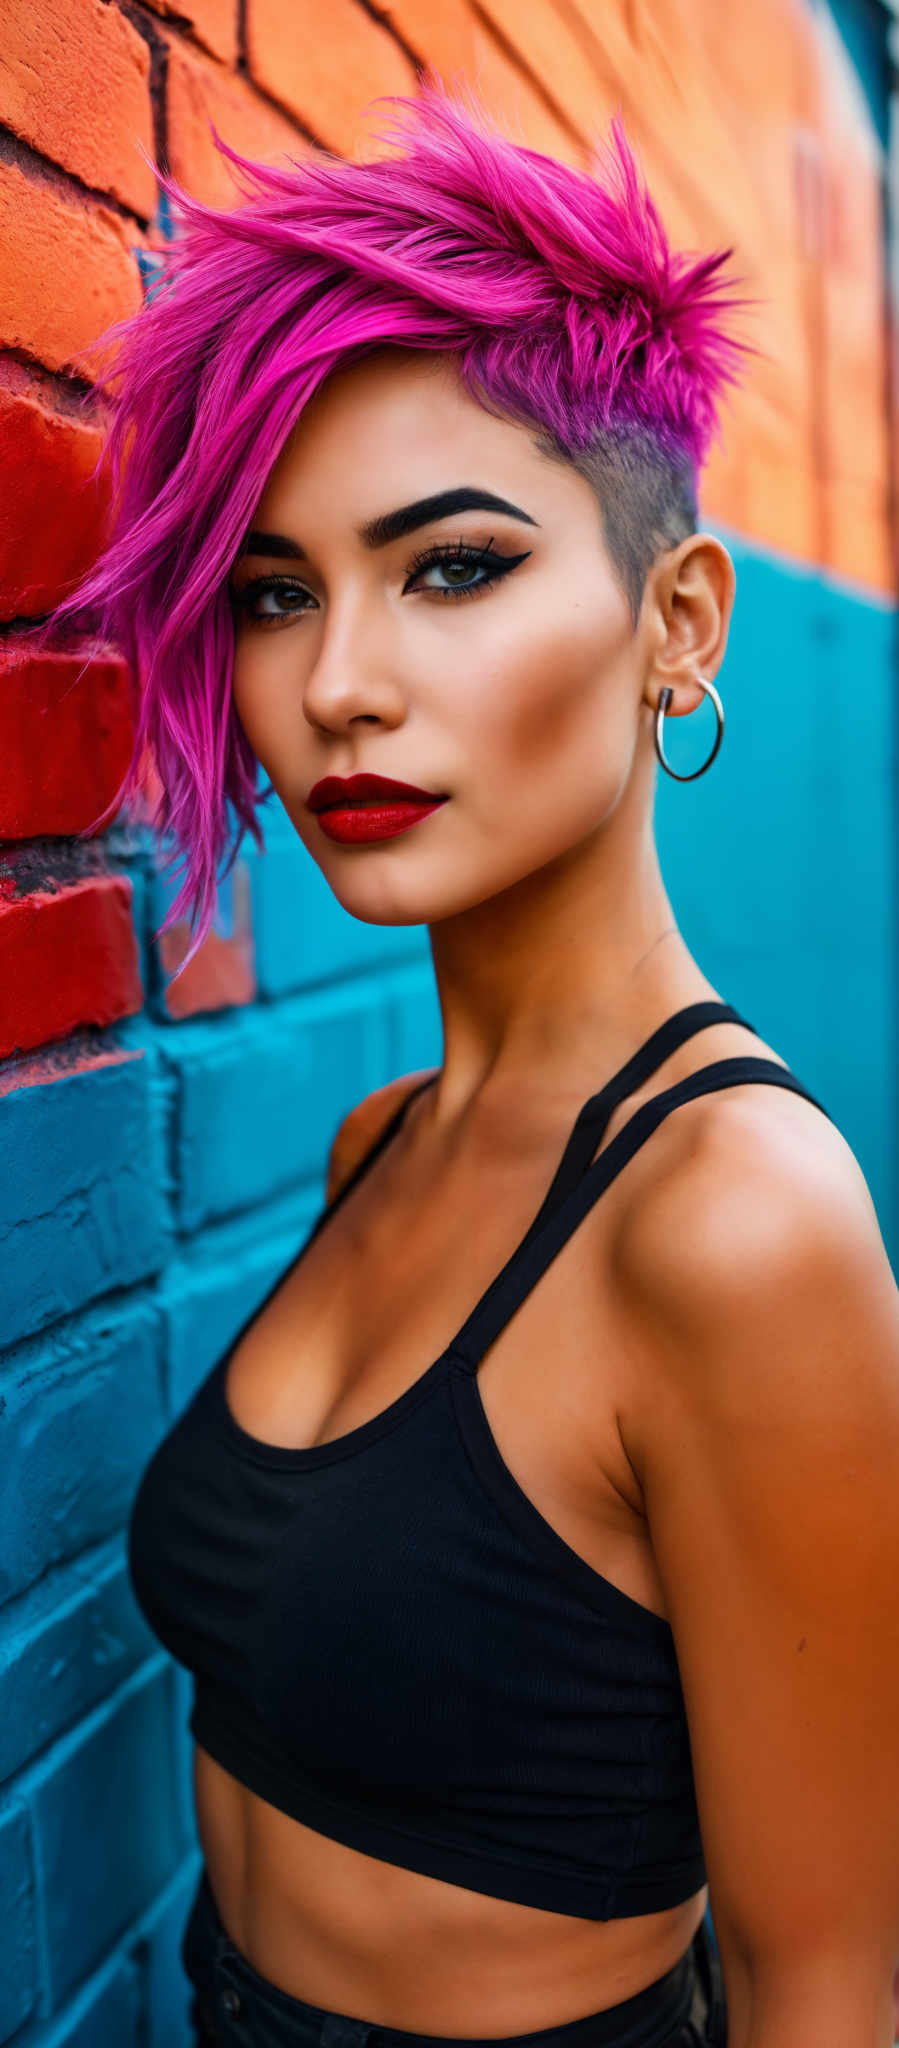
{"left": 654, "top": 677, "right": 724, "bottom": 782}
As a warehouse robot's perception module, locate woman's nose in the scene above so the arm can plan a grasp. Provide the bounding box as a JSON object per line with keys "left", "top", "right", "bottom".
{"left": 302, "top": 608, "right": 407, "bottom": 731}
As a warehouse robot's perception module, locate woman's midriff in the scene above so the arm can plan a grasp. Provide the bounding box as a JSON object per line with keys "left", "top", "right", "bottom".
{"left": 193, "top": 1742, "right": 707, "bottom": 2035}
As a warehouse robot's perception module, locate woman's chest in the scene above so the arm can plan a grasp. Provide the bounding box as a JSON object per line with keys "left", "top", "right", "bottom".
{"left": 222, "top": 1150, "right": 670, "bottom": 1626}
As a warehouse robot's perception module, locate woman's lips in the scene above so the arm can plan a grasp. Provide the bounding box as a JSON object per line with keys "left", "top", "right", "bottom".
{"left": 308, "top": 773, "right": 449, "bottom": 844}
{"left": 315, "top": 798, "right": 448, "bottom": 844}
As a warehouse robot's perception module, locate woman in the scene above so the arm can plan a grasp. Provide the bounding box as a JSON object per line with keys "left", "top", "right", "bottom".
{"left": 45, "top": 86, "right": 899, "bottom": 2048}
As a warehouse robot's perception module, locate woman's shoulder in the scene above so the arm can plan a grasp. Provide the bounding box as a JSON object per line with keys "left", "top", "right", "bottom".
{"left": 325, "top": 1066, "right": 440, "bottom": 1205}
{"left": 607, "top": 1041, "right": 894, "bottom": 1404}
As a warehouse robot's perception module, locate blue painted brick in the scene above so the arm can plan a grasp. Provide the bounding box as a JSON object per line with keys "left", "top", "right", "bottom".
{"left": 170, "top": 1668, "right": 200, "bottom": 1863}
{"left": 0, "top": 1797, "right": 38, "bottom": 2039}
{"left": 0, "top": 1538, "right": 157, "bottom": 1785}
{"left": 246, "top": 802, "right": 430, "bottom": 998}
{"left": 0, "top": 1050, "right": 170, "bottom": 1350}
{"left": 0, "top": 1299, "right": 165, "bottom": 1605}
{"left": 162, "top": 1186, "right": 324, "bottom": 1415}
{"left": 21, "top": 1955, "right": 141, "bottom": 2048}
{"left": 163, "top": 984, "right": 389, "bottom": 1233}
{"left": 22, "top": 1660, "right": 189, "bottom": 2009}
{"left": 136, "top": 1851, "right": 202, "bottom": 2048}
{"left": 56, "top": 1963, "right": 141, "bottom": 2048}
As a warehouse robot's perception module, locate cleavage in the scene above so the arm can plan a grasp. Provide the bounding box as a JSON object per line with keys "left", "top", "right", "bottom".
{"left": 222, "top": 1113, "right": 591, "bottom": 1455}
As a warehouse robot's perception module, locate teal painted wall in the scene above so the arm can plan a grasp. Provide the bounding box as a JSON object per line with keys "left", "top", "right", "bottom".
{"left": 824, "top": 0, "right": 891, "bottom": 147}
{"left": 657, "top": 530, "right": 898, "bottom": 1266}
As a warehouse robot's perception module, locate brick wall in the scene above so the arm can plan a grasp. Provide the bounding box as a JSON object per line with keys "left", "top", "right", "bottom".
{"left": 0, "top": 3, "right": 895, "bottom": 2042}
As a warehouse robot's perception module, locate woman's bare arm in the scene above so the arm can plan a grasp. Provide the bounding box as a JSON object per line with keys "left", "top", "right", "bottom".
{"left": 611, "top": 1096, "right": 899, "bottom": 2048}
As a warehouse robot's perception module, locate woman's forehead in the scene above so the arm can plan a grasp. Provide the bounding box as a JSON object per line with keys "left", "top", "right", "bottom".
{"left": 277, "top": 350, "right": 501, "bottom": 465}
{"left": 254, "top": 356, "right": 585, "bottom": 533}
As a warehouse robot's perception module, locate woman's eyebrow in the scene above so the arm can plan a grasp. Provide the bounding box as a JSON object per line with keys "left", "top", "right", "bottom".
{"left": 238, "top": 487, "right": 539, "bottom": 561}
{"left": 360, "top": 487, "right": 539, "bottom": 547}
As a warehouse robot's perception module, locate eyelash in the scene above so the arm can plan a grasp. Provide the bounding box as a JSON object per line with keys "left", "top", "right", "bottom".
{"left": 230, "top": 537, "right": 531, "bottom": 626}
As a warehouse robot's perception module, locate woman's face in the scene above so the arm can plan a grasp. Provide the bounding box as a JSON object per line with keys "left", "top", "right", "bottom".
{"left": 228, "top": 348, "right": 655, "bottom": 927}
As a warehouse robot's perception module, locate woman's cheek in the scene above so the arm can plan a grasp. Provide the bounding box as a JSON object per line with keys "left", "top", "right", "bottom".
{"left": 471, "top": 625, "right": 607, "bottom": 770}
{"left": 230, "top": 662, "right": 300, "bottom": 789}
{"left": 476, "top": 654, "right": 635, "bottom": 853}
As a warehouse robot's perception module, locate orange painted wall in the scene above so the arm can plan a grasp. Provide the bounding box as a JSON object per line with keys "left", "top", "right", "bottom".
{"left": 0, "top": 0, "right": 892, "bottom": 604}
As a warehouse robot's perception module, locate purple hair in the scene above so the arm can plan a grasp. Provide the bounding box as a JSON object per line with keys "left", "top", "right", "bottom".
{"left": 33, "top": 81, "right": 757, "bottom": 980}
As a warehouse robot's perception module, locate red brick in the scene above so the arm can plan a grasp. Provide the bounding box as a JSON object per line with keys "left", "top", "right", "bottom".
{"left": 0, "top": 0, "right": 156, "bottom": 217}
{"left": 470, "top": 16, "right": 585, "bottom": 167}
{"left": 0, "top": 161, "right": 143, "bottom": 378}
{"left": 245, "top": 0, "right": 417, "bottom": 156}
{"left": 142, "top": 0, "right": 238, "bottom": 66}
{"left": 0, "top": 384, "right": 111, "bottom": 620}
{"left": 0, "top": 648, "right": 135, "bottom": 837}
{"left": 166, "top": 40, "right": 313, "bottom": 211}
{"left": 0, "top": 877, "right": 143, "bottom": 1060}
{"left": 378, "top": 0, "right": 475, "bottom": 77}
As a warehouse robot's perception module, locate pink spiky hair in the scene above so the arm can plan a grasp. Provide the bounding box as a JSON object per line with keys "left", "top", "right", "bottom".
{"left": 33, "top": 79, "right": 758, "bottom": 980}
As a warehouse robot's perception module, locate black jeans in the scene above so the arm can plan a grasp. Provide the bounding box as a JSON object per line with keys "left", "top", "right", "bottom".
{"left": 181, "top": 1865, "right": 727, "bottom": 2048}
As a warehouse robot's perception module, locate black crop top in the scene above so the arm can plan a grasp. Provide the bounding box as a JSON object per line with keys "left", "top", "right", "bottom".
{"left": 127, "top": 1001, "right": 832, "bottom": 1920}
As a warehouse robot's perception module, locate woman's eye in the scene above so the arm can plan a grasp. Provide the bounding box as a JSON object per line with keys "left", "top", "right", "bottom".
{"left": 231, "top": 577, "right": 312, "bottom": 624}
{"left": 414, "top": 552, "right": 489, "bottom": 594}
{"left": 230, "top": 541, "right": 531, "bottom": 626}
{"left": 404, "top": 541, "right": 531, "bottom": 602}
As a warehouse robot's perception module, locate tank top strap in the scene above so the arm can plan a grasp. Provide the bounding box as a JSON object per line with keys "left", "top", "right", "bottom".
{"left": 518, "top": 1000, "right": 753, "bottom": 1250}
{"left": 318, "top": 1004, "right": 744, "bottom": 1245}
{"left": 448, "top": 1056, "right": 833, "bottom": 1373}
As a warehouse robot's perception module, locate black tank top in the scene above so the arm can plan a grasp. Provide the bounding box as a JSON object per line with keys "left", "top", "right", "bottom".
{"left": 127, "top": 1002, "right": 832, "bottom": 1920}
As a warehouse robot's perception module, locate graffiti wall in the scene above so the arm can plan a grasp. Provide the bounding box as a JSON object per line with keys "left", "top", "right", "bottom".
{"left": 0, "top": 2, "right": 894, "bottom": 2041}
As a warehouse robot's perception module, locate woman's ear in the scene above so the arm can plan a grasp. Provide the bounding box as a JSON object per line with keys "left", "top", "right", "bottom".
{"left": 642, "top": 533, "right": 736, "bottom": 718}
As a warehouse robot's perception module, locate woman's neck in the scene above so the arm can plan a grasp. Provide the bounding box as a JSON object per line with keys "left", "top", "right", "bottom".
{"left": 424, "top": 825, "right": 714, "bottom": 1121}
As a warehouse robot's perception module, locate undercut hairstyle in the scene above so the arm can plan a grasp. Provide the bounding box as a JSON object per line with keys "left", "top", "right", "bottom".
{"left": 33, "top": 82, "right": 757, "bottom": 977}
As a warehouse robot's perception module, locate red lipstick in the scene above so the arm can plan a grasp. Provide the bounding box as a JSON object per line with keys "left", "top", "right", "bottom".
{"left": 307, "top": 773, "right": 449, "bottom": 845}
